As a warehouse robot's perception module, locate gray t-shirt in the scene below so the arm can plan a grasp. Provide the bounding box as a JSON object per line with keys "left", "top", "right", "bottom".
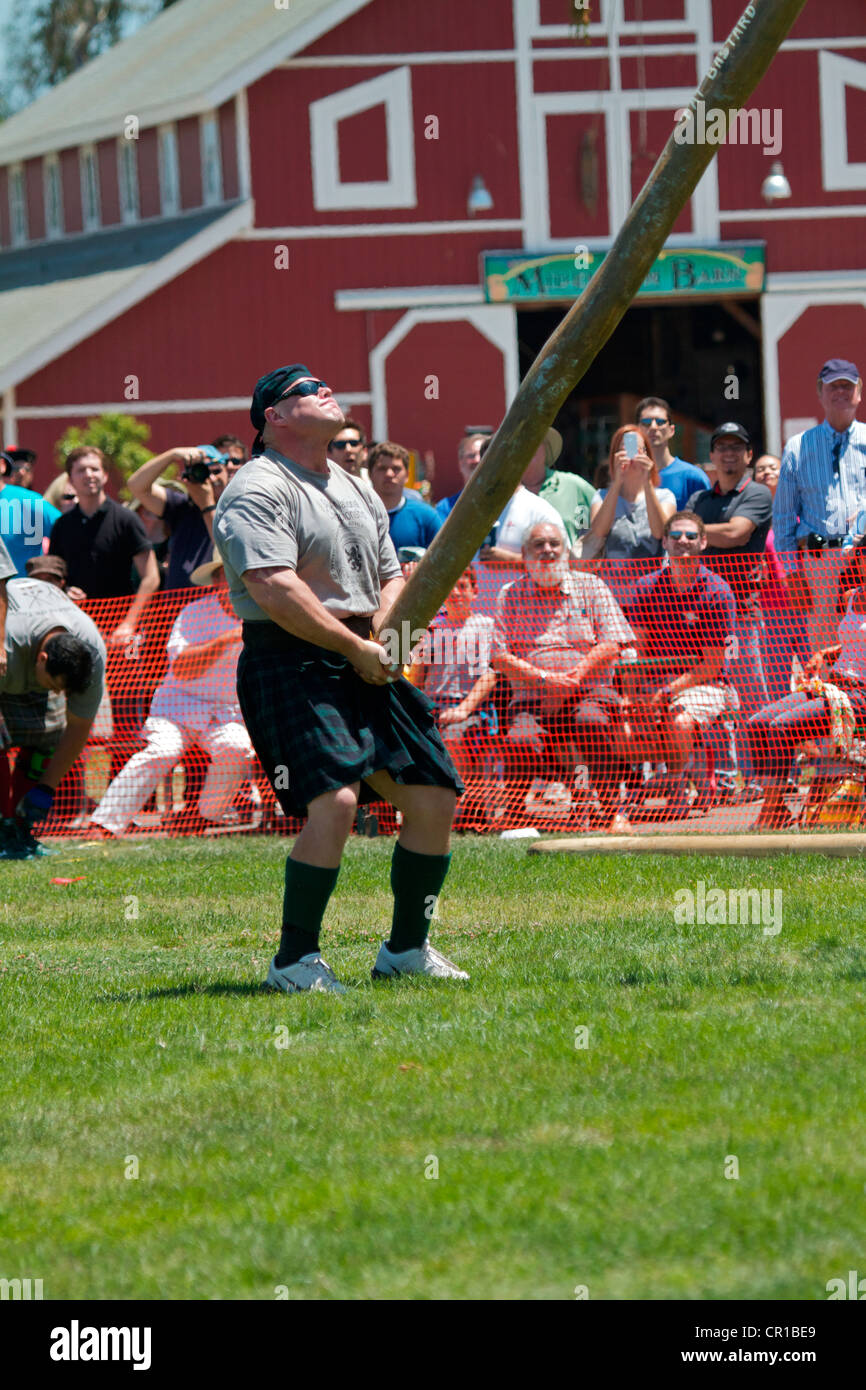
{"left": 0, "top": 534, "right": 16, "bottom": 581}
{"left": 214, "top": 448, "right": 402, "bottom": 621}
{"left": 1, "top": 577, "right": 106, "bottom": 720}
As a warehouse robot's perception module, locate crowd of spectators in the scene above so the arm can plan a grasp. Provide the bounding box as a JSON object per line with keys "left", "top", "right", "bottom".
{"left": 3, "top": 350, "right": 866, "bottom": 839}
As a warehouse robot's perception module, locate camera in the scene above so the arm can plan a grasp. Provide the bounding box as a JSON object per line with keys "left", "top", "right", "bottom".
{"left": 181, "top": 445, "right": 229, "bottom": 484}
{"left": 804, "top": 532, "right": 828, "bottom": 551}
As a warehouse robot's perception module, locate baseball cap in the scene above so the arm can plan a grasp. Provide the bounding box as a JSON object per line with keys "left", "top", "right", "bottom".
{"left": 249, "top": 363, "right": 313, "bottom": 455}
{"left": 544, "top": 427, "right": 563, "bottom": 468}
{"left": 3, "top": 447, "right": 36, "bottom": 468}
{"left": 818, "top": 358, "right": 860, "bottom": 385}
{"left": 25, "top": 554, "right": 68, "bottom": 583}
{"left": 710, "top": 422, "right": 751, "bottom": 448}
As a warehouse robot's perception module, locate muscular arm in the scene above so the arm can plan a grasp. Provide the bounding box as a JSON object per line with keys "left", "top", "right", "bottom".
{"left": 242, "top": 566, "right": 393, "bottom": 684}
{"left": 700, "top": 516, "right": 755, "bottom": 549}
{"left": 127, "top": 449, "right": 179, "bottom": 517}
{"left": 41, "top": 711, "right": 93, "bottom": 790}
{"left": 371, "top": 575, "right": 404, "bottom": 637}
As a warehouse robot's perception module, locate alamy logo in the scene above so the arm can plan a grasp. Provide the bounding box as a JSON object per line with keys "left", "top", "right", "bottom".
{"left": 49, "top": 1321, "right": 152, "bottom": 1371}
{"left": 0, "top": 497, "right": 45, "bottom": 545}
{"left": 673, "top": 881, "right": 782, "bottom": 936}
{"left": 826, "top": 1270, "right": 866, "bottom": 1299}
{"left": 0, "top": 1277, "right": 43, "bottom": 1299}
{"left": 674, "top": 99, "right": 782, "bottom": 157}
{"left": 379, "top": 620, "right": 487, "bottom": 669}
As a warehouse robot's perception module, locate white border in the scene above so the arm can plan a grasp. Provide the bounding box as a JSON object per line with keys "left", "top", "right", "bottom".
{"left": 8, "top": 163, "right": 28, "bottom": 246}
{"left": 819, "top": 51, "right": 866, "bottom": 192}
{"left": 43, "top": 154, "right": 64, "bottom": 240}
{"left": 157, "top": 123, "right": 181, "bottom": 216}
{"left": 310, "top": 67, "right": 416, "bottom": 211}
{"left": 14, "top": 390, "right": 372, "bottom": 420}
{"left": 762, "top": 277, "right": 866, "bottom": 453}
{"left": 199, "top": 110, "right": 223, "bottom": 207}
{"left": 117, "top": 138, "right": 140, "bottom": 224}
{"left": 369, "top": 306, "right": 519, "bottom": 442}
{"left": 79, "top": 144, "right": 101, "bottom": 232}
{"left": 336, "top": 285, "right": 484, "bottom": 311}
{"left": 244, "top": 219, "right": 521, "bottom": 240}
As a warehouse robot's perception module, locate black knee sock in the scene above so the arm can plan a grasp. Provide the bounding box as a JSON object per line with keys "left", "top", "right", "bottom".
{"left": 388, "top": 841, "right": 451, "bottom": 954}
{"left": 275, "top": 859, "right": 340, "bottom": 967}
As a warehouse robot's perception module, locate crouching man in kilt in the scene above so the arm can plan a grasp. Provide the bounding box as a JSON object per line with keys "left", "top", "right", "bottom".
{"left": 213, "top": 364, "right": 468, "bottom": 994}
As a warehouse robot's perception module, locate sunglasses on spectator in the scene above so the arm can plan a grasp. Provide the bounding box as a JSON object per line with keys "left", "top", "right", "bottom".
{"left": 668, "top": 529, "right": 701, "bottom": 541}
{"left": 62, "top": 492, "right": 77, "bottom": 501}
{"left": 640, "top": 415, "right": 670, "bottom": 427}
{"left": 330, "top": 438, "right": 361, "bottom": 450}
{"left": 279, "top": 379, "right": 329, "bottom": 401}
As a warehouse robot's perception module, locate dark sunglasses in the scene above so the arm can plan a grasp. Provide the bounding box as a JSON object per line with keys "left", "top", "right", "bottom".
{"left": 62, "top": 492, "right": 77, "bottom": 501}
{"left": 329, "top": 438, "right": 361, "bottom": 450}
{"left": 279, "top": 379, "right": 329, "bottom": 401}
{"left": 668, "top": 529, "right": 701, "bottom": 541}
{"left": 640, "top": 415, "right": 669, "bottom": 427}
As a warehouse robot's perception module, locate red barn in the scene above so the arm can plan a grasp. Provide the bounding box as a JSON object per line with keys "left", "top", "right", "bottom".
{"left": 0, "top": 0, "right": 864, "bottom": 499}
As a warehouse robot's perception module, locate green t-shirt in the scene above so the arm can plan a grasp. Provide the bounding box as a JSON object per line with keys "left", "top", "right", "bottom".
{"left": 538, "top": 469, "right": 598, "bottom": 545}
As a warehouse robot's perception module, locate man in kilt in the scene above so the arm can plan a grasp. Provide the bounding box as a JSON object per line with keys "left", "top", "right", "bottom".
{"left": 213, "top": 365, "right": 468, "bottom": 994}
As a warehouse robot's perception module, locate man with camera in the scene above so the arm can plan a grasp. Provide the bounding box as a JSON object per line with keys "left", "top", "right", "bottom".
{"left": 775, "top": 358, "right": 866, "bottom": 651}
{"left": 128, "top": 443, "right": 236, "bottom": 590}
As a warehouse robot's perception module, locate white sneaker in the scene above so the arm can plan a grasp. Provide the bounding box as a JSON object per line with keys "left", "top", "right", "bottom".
{"left": 266, "top": 952, "right": 347, "bottom": 994}
{"left": 371, "top": 941, "right": 469, "bottom": 981}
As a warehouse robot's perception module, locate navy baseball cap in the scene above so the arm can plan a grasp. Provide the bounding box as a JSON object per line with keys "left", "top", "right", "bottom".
{"left": 818, "top": 358, "right": 860, "bottom": 384}
{"left": 249, "top": 363, "right": 313, "bottom": 454}
{"left": 710, "top": 422, "right": 751, "bottom": 448}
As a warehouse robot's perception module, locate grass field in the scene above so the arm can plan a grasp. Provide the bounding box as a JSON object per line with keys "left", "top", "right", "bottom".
{"left": 2, "top": 834, "right": 864, "bottom": 1301}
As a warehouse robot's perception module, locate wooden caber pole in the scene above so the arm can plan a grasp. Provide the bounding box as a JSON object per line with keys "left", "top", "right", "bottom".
{"left": 379, "top": 0, "right": 808, "bottom": 644}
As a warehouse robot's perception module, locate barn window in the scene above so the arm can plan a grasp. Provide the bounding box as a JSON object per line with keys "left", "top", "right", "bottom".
{"left": 158, "top": 125, "right": 180, "bottom": 214}
{"left": 9, "top": 165, "right": 28, "bottom": 244}
{"left": 309, "top": 68, "right": 416, "bottom": 211}
{"left": 80, "top": 146, "right": 101, "bottom": 230}
{"left": 43, "top": 156, "right": 64, "bottom": 238}
{"left": 118, "top": 138, "right": 140, "bottom": 222}
{"left": 200, "top": 113, "right": 223, "bottom": 205}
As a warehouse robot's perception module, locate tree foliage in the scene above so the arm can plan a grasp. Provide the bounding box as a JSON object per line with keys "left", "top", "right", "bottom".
{"left": 2, "top": 1, "right": 175, "bottom": 109}
{"left": 56, "top": 413, "right": 152, "bottom": 496}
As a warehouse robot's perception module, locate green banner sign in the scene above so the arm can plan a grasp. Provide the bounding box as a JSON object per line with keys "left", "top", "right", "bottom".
{"left": 483, "top": 244, "right": 765, "bottom": 303}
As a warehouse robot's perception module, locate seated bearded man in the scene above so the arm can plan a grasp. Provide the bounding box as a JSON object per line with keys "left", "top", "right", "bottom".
{"left": 490, "top": 522, "right": 636, "bottom": 831}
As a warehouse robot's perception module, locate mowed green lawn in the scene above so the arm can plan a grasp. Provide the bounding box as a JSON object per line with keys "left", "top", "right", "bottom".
{"left": 1, "top": 834, "right": 864, "bottom": 1301}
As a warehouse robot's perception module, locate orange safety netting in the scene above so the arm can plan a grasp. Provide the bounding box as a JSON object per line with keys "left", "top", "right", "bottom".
{"left": 10, "top": 547, "right": 866, "bottom": 839}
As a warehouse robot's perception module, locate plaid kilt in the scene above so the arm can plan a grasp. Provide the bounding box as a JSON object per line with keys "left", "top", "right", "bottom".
{"left": 0, "top": 690, "right": 66, "bottom": 751}
{"left": 237, "top": 622, "right": 465, "bottom": 817}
